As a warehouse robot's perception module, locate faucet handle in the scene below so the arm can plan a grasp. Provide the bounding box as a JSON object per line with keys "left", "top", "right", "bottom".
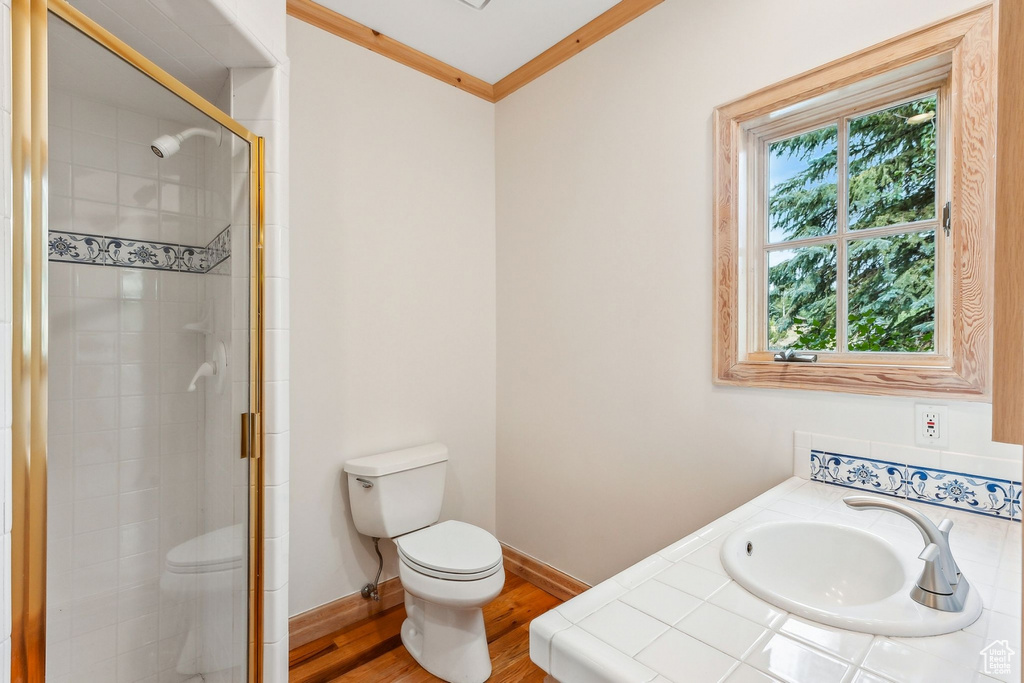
{"left": 187, "top": 361, "right": 216, "bottom": 392}
{"left": 918, "top": 543, "right": 940, "bottom": 562}
{"left": 917, "top": 543, "right": 955, "bottom": 596}
{"left": 937, "top": 518, "right": 961, "bottom": 579}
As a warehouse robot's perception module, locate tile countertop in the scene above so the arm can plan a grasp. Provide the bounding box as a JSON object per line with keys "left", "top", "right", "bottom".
{"left": 529, "top": 477, "right": 1022, "bottom": 683}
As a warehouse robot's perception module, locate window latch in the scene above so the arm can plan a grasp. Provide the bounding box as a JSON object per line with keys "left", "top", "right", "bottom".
{"left": 942, "top": 201, "right": 951, "bottom": 237}
{"left": 773, "top": 348, "right": 818, "bottom": 363}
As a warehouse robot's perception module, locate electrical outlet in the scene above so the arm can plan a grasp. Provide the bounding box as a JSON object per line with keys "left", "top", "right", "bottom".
{"left": 915, "top": 404, "right": 949, "bottom": 448}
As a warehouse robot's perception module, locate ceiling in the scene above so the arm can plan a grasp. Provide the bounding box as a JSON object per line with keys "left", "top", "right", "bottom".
{"left": 314, "top": 0, "right": 622, "bottom": 83}
{"left": 69, "top": 0, "right": 228, "bottom": 101}
{"left": 68, "top": 0, "right": 280, "bottom": 102}
{"left": 50, "top": 12, "right": 223, "bottom": 131}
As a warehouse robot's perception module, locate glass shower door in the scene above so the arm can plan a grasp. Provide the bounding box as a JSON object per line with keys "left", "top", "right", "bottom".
{"left": 44, "top": 11, "right": 254, "bottom": 683}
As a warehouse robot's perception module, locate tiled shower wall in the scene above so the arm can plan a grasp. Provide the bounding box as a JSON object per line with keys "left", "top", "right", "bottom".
{"left": 45, "top": 91, "right": 239, "bottom": 682}
{"left": 48, "top": 90, "right": 226, "bottom": 248}
{"left": 47, "top": 264, "right": 204, "bottom": 683}
{"left": 199, "top": 208, "right": 250, "bottom": 680}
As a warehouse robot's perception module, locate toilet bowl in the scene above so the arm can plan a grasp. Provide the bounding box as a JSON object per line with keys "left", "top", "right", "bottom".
{"left": 160, "top": 524, "right": 245, "bottom": 678}
{"left": 396, "top": 520, "right": 505, "bottom": 683}
{"left": 344, "top": 443, "right": 505, "bottom": 683}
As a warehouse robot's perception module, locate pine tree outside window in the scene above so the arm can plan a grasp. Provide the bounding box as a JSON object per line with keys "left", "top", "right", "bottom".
{"left": 762, "top": 91, "right": 945, "bottom": 358}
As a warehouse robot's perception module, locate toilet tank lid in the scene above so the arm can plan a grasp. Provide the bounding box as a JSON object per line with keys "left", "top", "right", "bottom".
{"left": 344, "top": 442, "right": 448, "bottom": 477}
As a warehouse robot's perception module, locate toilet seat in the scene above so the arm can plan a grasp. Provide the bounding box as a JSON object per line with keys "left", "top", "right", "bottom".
{"left": 396, "top": 520, "right": 502, "bottom": 581}
{"left": 166, "top": 524, "right": 244, "bottom": 575}
{"left": 400, "top": 553, "right": 503, "bottom": 581}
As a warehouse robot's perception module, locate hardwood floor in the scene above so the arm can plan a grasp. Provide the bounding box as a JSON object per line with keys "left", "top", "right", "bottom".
{"left": 289, "top": 573, "right": 561, "bottom": 682}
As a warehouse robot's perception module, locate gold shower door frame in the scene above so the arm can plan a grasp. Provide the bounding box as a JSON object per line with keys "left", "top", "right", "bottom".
{"left": 9, "top": 1, "right": 266, "bottom": 680}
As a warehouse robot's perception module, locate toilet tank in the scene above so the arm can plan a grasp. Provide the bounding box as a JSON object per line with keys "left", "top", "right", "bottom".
{"left": 344, "top": 443, "right": 448, "bottom": 538}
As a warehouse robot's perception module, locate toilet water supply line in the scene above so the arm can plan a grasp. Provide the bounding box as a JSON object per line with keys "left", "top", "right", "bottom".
{"left": 361, "top": 537, "right": 384, "bottom": 601}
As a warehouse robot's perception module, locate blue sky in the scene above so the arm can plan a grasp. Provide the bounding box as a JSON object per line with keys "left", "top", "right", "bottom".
{"left": 768, "top": 125, "right": 838, "bottom": 242}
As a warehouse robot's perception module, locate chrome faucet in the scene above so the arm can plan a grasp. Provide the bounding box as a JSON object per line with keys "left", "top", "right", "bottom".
{"left": 844, "top": 495, "right": 969, "bottom": 612}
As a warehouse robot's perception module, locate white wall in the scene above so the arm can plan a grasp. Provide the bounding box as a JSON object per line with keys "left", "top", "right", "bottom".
{"left": 494, "top": 0, "right": 1022, "bottom": 586}
{"left": 287, "top": 18, "right": 496, "bottom": 616}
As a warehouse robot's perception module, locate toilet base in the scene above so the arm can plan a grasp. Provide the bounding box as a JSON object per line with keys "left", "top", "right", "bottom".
{"left": 401, "top": 592, "right": 492, "bottom": 683}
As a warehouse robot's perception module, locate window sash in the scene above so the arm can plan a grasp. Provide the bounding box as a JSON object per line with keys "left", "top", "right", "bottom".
{"left": 748, "top": 84, "right": 951, "bottom": 360}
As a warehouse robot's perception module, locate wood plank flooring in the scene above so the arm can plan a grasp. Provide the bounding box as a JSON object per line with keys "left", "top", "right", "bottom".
{"left": 289, "top": 573, "right": 561, "bottom": 682}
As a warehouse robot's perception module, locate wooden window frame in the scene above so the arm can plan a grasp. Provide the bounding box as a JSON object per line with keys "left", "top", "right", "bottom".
{"left": 713, "top": 5, "right": 994, "bottom": 400}
{"left": 992, "top": 0, "right": 1024, "bottom": 443}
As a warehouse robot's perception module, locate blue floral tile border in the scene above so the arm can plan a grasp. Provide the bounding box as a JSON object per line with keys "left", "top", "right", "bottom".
{"left": 49, "top": 226, "right": 231, "bottom": 274}
{"left": 205, "top": 226, "right": 231, "bottom": 272}
{"left": 811, "top": 450, "right": 1021, "bottom": 521}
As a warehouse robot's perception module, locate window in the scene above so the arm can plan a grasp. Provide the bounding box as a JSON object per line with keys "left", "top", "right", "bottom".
{"left": 713, "top": 6, "right": 994, "bottom": 398}
{"left": 760, "top": 91, "right": 945, "bottom": 358}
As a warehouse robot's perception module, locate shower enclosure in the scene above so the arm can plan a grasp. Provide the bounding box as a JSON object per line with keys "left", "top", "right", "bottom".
{"left": 11, "top": 2, "right": 265, "bottom": 682}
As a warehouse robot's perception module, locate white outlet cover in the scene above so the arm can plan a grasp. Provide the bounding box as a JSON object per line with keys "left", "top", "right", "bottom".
{"left": 915, "top": 404, "right": 949, "bottom": 448}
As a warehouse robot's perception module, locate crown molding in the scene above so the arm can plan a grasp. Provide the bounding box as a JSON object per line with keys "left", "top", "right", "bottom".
{"left": 492, "top": 0, "right": 663, "bottom": 100}
{"left": 286, "top": 0, "right": 495, "bottom": 100}
{"left": 286, "top": 0, "right": 664, "bottom": 103}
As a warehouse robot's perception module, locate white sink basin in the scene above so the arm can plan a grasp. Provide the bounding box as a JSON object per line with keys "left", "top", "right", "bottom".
{"left": 721, "top": 521, "right": 982, "bottom": 637}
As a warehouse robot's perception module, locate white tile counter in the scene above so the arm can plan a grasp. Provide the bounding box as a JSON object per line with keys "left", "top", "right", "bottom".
{"left": 529, "top": 478, "right": 1022, "bottom": 683}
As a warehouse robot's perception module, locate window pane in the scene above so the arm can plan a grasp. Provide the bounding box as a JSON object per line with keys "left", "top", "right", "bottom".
{"left": 768, "top": 245, "right": 837, "bottom": 351}
{"left": 848, "top": 95, "right": 937, "bottom": 230}
{"left": 768, "top": 125, "right": 838, "bottom": 243}
{"left": 847, "top": 230, "right": 935, "bottom": 352}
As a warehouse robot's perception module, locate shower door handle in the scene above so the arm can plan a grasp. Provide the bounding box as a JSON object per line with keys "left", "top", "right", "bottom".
{"left": 241, "top": 413, "right": 251, "bottom": 460}
{"left": 240, "top": 412, "right": 262, "bottom": 459}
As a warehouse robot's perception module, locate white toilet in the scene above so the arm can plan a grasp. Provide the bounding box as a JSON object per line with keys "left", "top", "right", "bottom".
{"left": 160, "top": 524, "right": 245, "bottom": 680}
{"left": 344, "top": 443, "right": 504, "bottom": 683}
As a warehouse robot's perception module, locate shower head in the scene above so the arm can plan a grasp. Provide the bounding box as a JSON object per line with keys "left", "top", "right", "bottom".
{"left": 150, "top": 134, "right": 180, "bottom": 159}
{"left": 151, "top": 126, "right": 223, "bottom": 158}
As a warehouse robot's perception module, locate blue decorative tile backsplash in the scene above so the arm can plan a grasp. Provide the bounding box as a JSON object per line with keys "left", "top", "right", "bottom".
{"left": 811, "top": 450, "right": 1021, "bottom": 521}
{"left": 49, "top": 226, "right": 231, "bottom": 274}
